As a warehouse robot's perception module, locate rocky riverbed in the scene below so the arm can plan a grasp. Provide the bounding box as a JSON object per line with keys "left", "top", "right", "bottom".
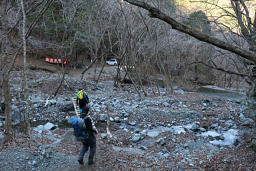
{"left": 0, "top": 67, "right": 256, "bottom": 170}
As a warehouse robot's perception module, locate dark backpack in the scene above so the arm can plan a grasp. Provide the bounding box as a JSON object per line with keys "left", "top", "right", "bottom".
{"left": 72, "top": 117, "right": 88, "bottom": 141}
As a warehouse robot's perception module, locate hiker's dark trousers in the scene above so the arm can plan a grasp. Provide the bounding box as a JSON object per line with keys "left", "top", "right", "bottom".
{"left": 78, "top": 135, "right": 96, "bottom": 162}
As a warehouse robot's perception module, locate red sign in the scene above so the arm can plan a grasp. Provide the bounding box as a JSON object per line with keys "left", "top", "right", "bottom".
{"left": 45, "top": 57, "right": 69, "bottom": 65}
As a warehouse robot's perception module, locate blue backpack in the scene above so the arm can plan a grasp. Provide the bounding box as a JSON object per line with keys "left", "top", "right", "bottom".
{"left": 72, "top": 117, "right": 88, "bottom": 141}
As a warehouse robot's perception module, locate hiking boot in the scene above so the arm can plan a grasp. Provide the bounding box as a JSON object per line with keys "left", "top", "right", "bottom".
{"left": 88, "top": 160, "right": 94, "bottom": 165}
{"left": 78, "top": 159, "right": 84, "bottom": 165}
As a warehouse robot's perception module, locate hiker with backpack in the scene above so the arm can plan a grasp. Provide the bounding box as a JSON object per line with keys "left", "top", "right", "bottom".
{"left": 72, "top": 106, "right": 97, "bottom": 165}
{"left": 76, "top": 88, "right": 89, "bottom": 113}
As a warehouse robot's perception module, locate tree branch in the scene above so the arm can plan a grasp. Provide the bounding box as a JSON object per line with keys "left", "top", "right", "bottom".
{"left": 124, "top": 0, "right": 256, "bottom": 63}
{"left": 189, "top": 61, "right": 248, "bottom": 77}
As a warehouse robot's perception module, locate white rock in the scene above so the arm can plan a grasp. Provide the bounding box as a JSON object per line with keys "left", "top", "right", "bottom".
{"left": 100, "top": 133, "right": 108, "bottom": 139}
{"left": 171, "top": 126, "right": 186, "bottom": 135}
{"left": 34, "top": 125, "right": 44, "bottom": 132}
{"left": 44, "top": 122, "right": 56, "bottom": 131}
{"left": 147, "top": 131, "right": 159, "bottom": 138}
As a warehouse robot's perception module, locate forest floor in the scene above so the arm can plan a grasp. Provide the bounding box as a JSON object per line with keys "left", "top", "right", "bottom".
{"left": 0, "top": 57, "right": 256, "bottom": 170}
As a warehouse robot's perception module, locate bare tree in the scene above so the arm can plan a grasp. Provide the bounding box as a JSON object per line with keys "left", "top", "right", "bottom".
{"left": 124, "top": 0, "right": 256, "bottom": 62}
{"left": 123, "top": 0, "right": 256, "bottom": 103}
{"left": 0, "top": 0, "right": 13, "bottom": 141}
{"left": 0, "top": 0, "right": 55, "bottom": 139}
{"left": 21, "top": 0, "right": 30, "bottom": 135}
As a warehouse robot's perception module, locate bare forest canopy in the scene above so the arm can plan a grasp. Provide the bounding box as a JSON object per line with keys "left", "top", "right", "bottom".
{"left": 1, "top": 0, "right": 256, "bottom": 90}
{"left": 124, "top": 0, "right": 256, "bottom": 62}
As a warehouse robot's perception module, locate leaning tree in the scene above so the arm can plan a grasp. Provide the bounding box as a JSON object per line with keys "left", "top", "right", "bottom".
{"left": 124, "top": 0, "right": 256, "bottom": 113}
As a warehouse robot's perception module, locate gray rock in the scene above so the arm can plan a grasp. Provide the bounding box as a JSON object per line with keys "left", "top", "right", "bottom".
{"left": 0, "top": 121, "right": 2, "bottom": 127}
{"left": 131, "top": 134, "right": 141, "bottom": 143}
{"left": 30, "top": 95, "right": 44, "bottom": 104}
{"left": 191, "top": 122, "right": 200, "bottom": 131}
{"left": 65, "top": 116, "right": 71, "bottom": 123}
{"left": 156, "top": 152, "right": 169, "bottom": 159}
{"left": 139, "top": 146, "right": 148, "bottom": 150}
{"left": 156, "top": 138, "right": 166, "bottom": 146}
{"left": 100, "top": 133, "right": 108, "bottom": 139}
{"left": 147, "top": 131, "right": 159, "bottom": 138}
{"left": 199, "top": 127, "right": 206, "bottom": 132}
{"left": 241, "top": 117, "right": 254, "bottom": 127}
{"left": 225, "top": 120, "right": 234, "bottom": 128}
{"left": 58, "top": 101, "right": 74, "bottom": 112}
{"left": 163, "top": 102, "right": 170, "bottom": 107}
{"left": 34, "top": 125, "right": 44, "bottom": 133}
{"left": 32, "top": 160, "right": 37, "bottom": 166}
{"left": 109, "top": 117, "right": 114, "bottom": 122}
{"left": 128, "top": 121, "right": 136, "bottom": 126}
{"left": 112, "top": 146, "right": 145, "bottom": 155}
{"left": 114, "top": 117, "right": 121, "bottom": 123}
{"left": 119, "top": 124, "right": 126, "bottom": 129}
{"left": 171, "top": 126, "right": 186, "bottom": 135}
{"left": 121, "top": 112, "right": 129, "bottom": 117}
{"left": 44, "top": 122, "right": 56, "bottom": 131}
{"left": 99, "top": 114, "right": 107, "bottom": 122}
{"left": 210, "top": 123, "right": 219, "bottom": 130}
{"left": 48, "top": 99, "right": 57, "bottom": 105}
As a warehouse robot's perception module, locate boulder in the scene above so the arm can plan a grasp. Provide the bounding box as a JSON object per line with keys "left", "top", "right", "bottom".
{"left": 163, "top": 102, "right": 170, "bottom": 107}
{"left": 44, "top": 122, "right": 57, "bottom": 131}
{"left": 114, "top": 117, "right": 121, "bottom": 123}
{"left": 131, "top": 134, "right": 142, "bottom": 143}
{"left": 171, "top": 126, "right": 186, "bottom": 135}
{"left": 191, "top": 122, "right": 200, "bottom": 132}
{"left": 128, "top": 121, "right": 136, "bottom": 126}
{"left": 241, "top": 118, "right": 254, "bottom": 127}
{"left": 147, "top": 131, "right": 159, "bottom": 138}
{"left": 99, "top": 114, "right": 107, "bottom": 122}
{"left": 34, "top": 125, "right": 44, "bottom": 133}
{"left": 156, "top": 138, "right": 166, "bottom": 146}
{"left": 110, "top": 117, "right": 114, "bottom": 122}
{"left": 225, "top": 120, "right": 234, "bottom": 128}
{"left": 100, "top": 133, "right": 108, "bottom": 139}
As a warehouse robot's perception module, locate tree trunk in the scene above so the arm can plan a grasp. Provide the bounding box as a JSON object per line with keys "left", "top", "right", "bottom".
{"left": 21, "top": 0, "right": 30, "bottom": 135}
{"left": 1, "top": 0, "right": 13, "bottom": 141}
